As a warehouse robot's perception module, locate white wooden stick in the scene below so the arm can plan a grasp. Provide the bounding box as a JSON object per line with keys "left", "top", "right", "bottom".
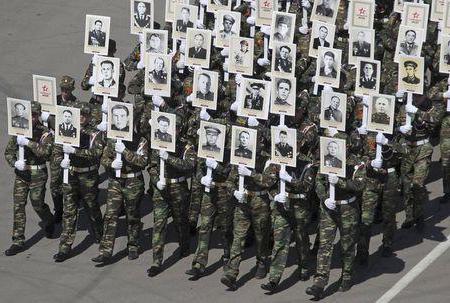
{"left": 205, "top": 166, "right": 212, "bottom": 193}
{"left": 313, "top": 83, "right": 319, "bottom": 95}
{"left": 302, "top": 8, "right": 308, "bottom": 27}
{"left": 224, "top": 57, "right": 229, "bottom": 82}
{"left": 362, "top": 102, "right": 368, "bottom": 127}
{"left": 18, "top": 146, "right": 24, "bottom": 161}
{"left": 102, "top": 96, "right": 109, "bottom": 124}
{"left": 329, "top": 181, "right": 335, "bottom": 201}
{"left": 250, "top": 6, "right": 256, "bottom": 38}
{"left": 376, "top": 132, "right": 383, "bottom": 161}
{"left": 160, "top": 158, "right": 165, "bottom": 184}
{"left": 239, "top": 175, "right": 245, "bottom": 192}
{"left": 286, "top": 0, "right": 291, "bottom": 11}
{"left": 199, "top": 4, "right": 205, "bottom": 24}
{"left": 115, "top": 139, "right": 122, "bottom": 178}
{"left": 263, "top": 35, "right": 269, "bottom": 60}
{"left": 63, "top": 152, "right": 69, "bottom": 184}
{"left": 406, "top": 92, "right": 413, "bottom": 126}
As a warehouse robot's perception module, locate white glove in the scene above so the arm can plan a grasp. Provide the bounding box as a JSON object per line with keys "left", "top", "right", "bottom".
{"left": 101, "top": 100, "right": 108, "bottom": 114}
{"left": 399, "top": 124, "right": 412, "bottom": 134}
{"left": 396, "top": 90, "right": 406, "bottom": 98}
{"left": 322, "top": 85, "right": 333, "bottom": 93}
{"left": 91, "top": 54, "right": 99, "bottom": 64}
{"left": 206, "top": 158, "right": 218, "bottom": 169}
{"left": 14, "top": 160, "right": 26, "bottom": 171}
{"left": 247, "top": 117, "right": 259, "bottom": 127}
{"left": 40, "top": 111, "right": 50, "bottom": 122}
{"left": 274, "top": 193, "right": 287, "bottom": 204}
{"left": 261, "top": 25, "right": 271, "bottom": 36}
{"left": 179, "top": 40, "right": 186, "bottom": 54}
{"left": 230, "top": 101, "right": 239, "bottom": 112}
{"left": 96, "top": 121, "right": 107, "bottom": 132}
{"left": 88, "top": 75, "right": 96, "bottom": 86}
{"left": 234, "top": 190, "right": 245, "bottom": 203}
{"left": 138, "top": 34, "right": 145, "bottom": 44}
{"left": 200, "top": 0, "right": 208, "bottom": 5}
{"left": 371, "top": 159, "right": 382, "bottom": 169}
{"left": 63, "top": 145, "right": 76, "bottom": 154}
{"left": 152, "top": 95, "right": 165, "bottom": 107}
{"left": 159, "top": 150, "right": 169, "bottom": 161}
{"left": 221, "top": 48, "right": 229, "bottom": 57}
{"left": 362, "top": 95, "right": 370, "bottom": 107}
{"left": 328, "top": 174, "right": 339, "bottom": 184}
{"left": 176, "top": 59, "right": 185, "bottom": 70}
{"left": 111, "top": 159, "right": 123, "bottom": 169}
{"left": 201, "top": 176, "right": 212, "bottom": 187}
{"left": 156, "top": 180, "right": 166, "bottom": 191}
{"left": 16, "top": 135, "right": 30, "bottom": 147}
{"left": 257, "top": 58, "right": 270, "bottom": 67}
{"left": 60, "top": 158, "right": 71, "bottom": 169}
{"left": 238, "top": 165, "right": 252, "bottom": 177}
{"left": 200, "top": 108, "right": 211, "bottom": 121}
{"left": 376, "top": 132, "right": 388, "bottom": 145}
{"left": 357, "top": 126, "right": 368, "bottom": 135}
{"left": 235, "top": 73, "right": 244, "bottom": 85}
{"left": 343, "top": 22, "right": 349, "bottom": 30}
{"left": 246, "top": 16, "right": 255, "bottom": 26}
{"left": 443, "top": 90, "right": 450, "bottom": 99}
{"left": 223, "top": 58, "right": 229, "bottom": 72}
{"left": 196, "top": 20, "right": 204, "bottom": 29}
{"left": 311, "top": 76, "right": 316, "bottom": 83}
{"left": 298, "top": 25, "right": 309, "bottom": 35}
{"left": 264, "top": 71, "right": 272, "bottom": 78}
{"left": 438, "top": 21, "right": 443, "bottom": 30}
{"left": 137, "top": 60, "right": 145, "bottom": 70}
{"left": 279, "top": 170, "right": 293, "bottom": 183}
{"left": 186, "top": 93, "right": 194, "bottom": 103}
{"left": 327, "top": 127, "right": 338, "bottom": 137}
{"left": 211, "top": 30, "right": 217, "bottom": 37}
{"left": 301, "top": 0, "right": 311, "bottom": 8}
{"left": 405, "top": 103, "right": 418, "bottom": 114}
{"left": 324, "top": 198, "right": 336, "bottom": 210}
{"left": 115, "top": 141, "right": 126, "bottom": 154}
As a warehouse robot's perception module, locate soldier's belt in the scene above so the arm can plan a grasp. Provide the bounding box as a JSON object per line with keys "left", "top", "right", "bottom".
{"left": 246, "top": 189, "right": 268, "bottom": 197}
{"left": 335, "top": 196, "right": 356, "bottom": 205}
{"left": 165, "top": 176, "right": 190, "bottom": 184}
{"left": 404, "top": 139, "right": 429, "bottom": 147}
{"left": 119, "top": 171, "right": 142, "bottom": 178}
{"left": 71, "top": 165, "right": 97, "bottom": 173}
{"left": 211, "top": 180, "right": 227, "bottom": 187}
{"left": 387, "top": 168, "right": 396, "bottom": 173}
{"left": 25, "top": 164, "right": 47, "bottom": 171}
{"left": 286, "top": 192, "right": 306, "bottom": 199}
{"left": 337, "top": 37, "right": 347, "bottom": 42}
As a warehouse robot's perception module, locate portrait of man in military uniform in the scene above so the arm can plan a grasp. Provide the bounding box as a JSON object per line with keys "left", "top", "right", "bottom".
{"left": 198, "top": 121, "right": 226, "bottom": 161}
{"left": 58, "top": 109, "right": 77, "bottom": 138}
{"left": 398, "top": 29, "right": 420, "bottom": 56}
{"left": 315, "top": 0, "right": 334, "bottom": 17}
{"left": 7, "top": 98, "right": 33, "bottom": 138}
{"left": 324, "top": 140, "right": 342, "bottom": 168}
{"left": 244, "top": 83, "right": 264, "bottom": 110}
{"left": 402, "top": 60, "right": 420, "bottom": 84}
{"left": 274, "top": 45, "right": 293, "bottom": 73}
{"left": 352, "top": 31, "right": 371, "bottom": 58}
{"left": 324, "top": 95, "right": 343, "bottom": 122}
{"left": 371, "top": 97, "right": 391, "bottom": 125}
{"left": 11, "top": 102, "right": 29, "bottom": 129}
{"left": 150, "top": 111, "right": 176, "bottom": 152}
{"left": 111, "top": 104, "right": 130, "bottom": 132}
{"left": 196, "top": 73, "right": 214, "bottom": 101}
{"left": 175, "top": 6, "right": 194, "bottom": 34}
{"left": 148, "top": 56, "right": 168, "bottom": 84}
{"left": 359, "top": 62, "right": 377, "bottom": 89}
{"left": 88, "top": 19, "right": 106, "bottom": 47}
{"left": 215, "top": 11, "right": 240, "bottom": 47}
{"left": 84, "top": 15, "right": 110, "bottom": 55}
{"left": 188, "top": 33, "right": 207, "bottom": 59}
{"left": 273, "top": 78, "right": 293, "bottom": 106}
{"left": 202, "top": 126, "right": 221, "bottom": 153}
{"left": 274, "top": 130, "right": 293, "bottom": 158}
{"left": 234, "top": 130, "right": 253, "bottom": 159}
{"left": 132, "top": 1, "right": 152, "bottom": 31}
{"left": 229, "top": 37, "right": 254, "bottom": 75}
{"left": 319, "top": 50, "right": 338, "bottom": 78}
{"left": 154, "top": 115, "right": 173, "bottom": 143}
{"left": 312, "top": 25, "right": 330, "bottom": 50}
{"left": 145, "top": 53, "right": 172, "bottom": 97}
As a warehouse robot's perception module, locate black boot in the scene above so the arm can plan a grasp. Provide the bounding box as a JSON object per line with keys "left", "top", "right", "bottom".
{"left": 261, "top": 281, "right": 278, "bottom": 293}
{"left": 381, "top": 245, "right": 393, "bottom": 258}
{"left": 338, "top": 279, "right": 352, "bottom": 292}
{"left": 4, "top": 244, "right": 25, "bottom": 256}
{"left": 401, "top": 220, "right": 414, "bottom": 229}
{"left": 185, "top": 267, "right": 205, "bottom": 279}
{"left": 91, "top": 254, "right": 111, "bottom": 264}
{"left": 305, "top": 284, "right": 324, "bottom": 300}
{"left": 415, "top": 216, "right": 425, "bottom": 231}
{"left": 220, "top": 275, "right": 237, "bottom": 290}
{"left": 147, "top": 265, "right": 162, "bottom": 277}
{"left": 53, "top": 251, "right": 70, "bottom": 262}
{"left": 45, "top": 222, "right": 55, "bottom": 239}
{"left": 255, "top": 263, "right": 267, "bottom": 279}
{"left": 128, "top": 250, "right": 139, "bottom": 260}
{"left": 52, "top": 194, "right": 63, "bottom": 224}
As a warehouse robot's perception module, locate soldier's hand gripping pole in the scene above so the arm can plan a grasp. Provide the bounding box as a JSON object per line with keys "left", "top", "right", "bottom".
{"left": 115, "top": 139, "right": 122, "bottom": 178}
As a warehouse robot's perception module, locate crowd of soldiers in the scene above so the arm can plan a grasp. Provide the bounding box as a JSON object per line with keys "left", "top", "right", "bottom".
{"left": 4, "top": 0, "right": 450, "bottom": 300}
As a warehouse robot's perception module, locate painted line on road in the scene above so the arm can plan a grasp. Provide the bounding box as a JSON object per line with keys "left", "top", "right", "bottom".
{"left": 376, "top": 233, "right": 450, "bottom": 303}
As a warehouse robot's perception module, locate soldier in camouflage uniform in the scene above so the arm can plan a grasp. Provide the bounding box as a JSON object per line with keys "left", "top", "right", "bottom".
{"left": 91, "top": 115, "right": 148, "bottom": 264}
{"left": 4, "top": 102, "right": 55, "bottom": 256}
{"left": 52, "top": 103, "right": 105, "bottom": 262}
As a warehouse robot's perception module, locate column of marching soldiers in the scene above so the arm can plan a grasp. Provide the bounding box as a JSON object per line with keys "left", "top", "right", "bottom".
{"left": 4, "top": 0, "right": 450, "bottom": 300}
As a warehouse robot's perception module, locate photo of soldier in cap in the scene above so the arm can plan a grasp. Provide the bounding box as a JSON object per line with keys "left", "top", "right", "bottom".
{"left": 215, "top": 11, "right": 240, "bottom": 48}
{"left": 145, "top": 53, "right": 172, "bottom": 97}
{"left": 355, "top": 58, "right": 381, "bottom": 95}
{"left": 150, "top": 111, "right": 176, "bottom": 152}
{"left": 93, "top": 56, "right": 120, "bottom": 98}
{"left": 394, "top": 26, "right": 424, "bottom": 62}
{"left": 348, "top": 28, "right": 375, "bottom": 64}
{"left": 186, "top": 28, "right": 212, "bottom": 69}
{"left": 272, "top": 42, "right": 296, "bottom": 77}
{"left": 107, "top": 101, "right": 134, "bottom": 141}
{"left": 130, "top": 0, "right": 154, "bottom": 34}
{"left": 9, "top": 100, "right": 30, "bottom": 130}
{"left": 238, "top": 78, "right": 270, "bottom": 120}
{"left": 173, "top": 4, "right": 197, "bottom": 39}
{"left": 320, "top": 91, "right": 347, "bottom": 131}
{"left": 367, "top": 94, "right": 396, "bottom": 134}
{"left": 319, "top": 137, "right": 346, "bottom": 177}
{"left": 33, "top": 75, "right": 57, "bottom": 113}
{"left": 230, "top": 126, "right": 257, "bottom": 168}
{"left": 55, "top": 105, "right": 80, "bottom": 147}
{"left": 270, "top": 12, "right": 296, "bottom": 47}
{"left": 315, "top": 47, "right": 342, "bottom": 88}
{"left": 244, "top": 82, "right": 264, "bottom": 110}
{"left": 198, "top": 121, "right": 226, "bottom": 161}
{"left": 270, "top": 77, "right": 296, "bottom": 116}
{"left": 309, "top": 21, "right": 335, "bottom": 58}
{"left": 144, "top": 30, "right": 168, "bottom": 55}
{"left": 192, "top": 69, "right": 218, "bottom": 109}
{"left": 229, "top": 37, "right": 254, "bottom": 76}
{"left": 398, "top": 55, "right": 424, "bottom": 94}
{"left": 311, "top": 0, "right": 338, "bottom": 24}
{"left": 84, "top": 15, "right": 110, "bottom": 55}
{"left": 7, "top": 98, "right": 32, "bottom": 138}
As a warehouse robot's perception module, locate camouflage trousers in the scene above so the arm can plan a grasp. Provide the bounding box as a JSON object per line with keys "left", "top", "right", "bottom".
{"left": 50, "top": 162, "right": 63, "bottom": 215}
{"left": 99, "top": 176, "right": 144, "bottom": 256}
{"left": 440, "top": 117, "right": 450, "bottom": 195}
{"left": 313, "top": 203, "right": 359, "bottom": 287}
{"left": 268, "top": 197, "right": 311, "bottom": 284}
{"left": 58, "top": 171, "right": 103, "bottom": 254}
{"left": 188, "top": 175, "right": 202, "bottom": 226}
{"left": 192, "top": 185, "right": 233, "bottom": 270}
{"left": 401, "top": 143, "right": 433, "bottom": 223}
{"left": 224, "top": 195, "right": 270, "bottom": 280}
{"left": 12, "top": 171, "right": 54, "bottom": 246}
{"left": 152, "top": 181, "right": 190, "bottom": 267}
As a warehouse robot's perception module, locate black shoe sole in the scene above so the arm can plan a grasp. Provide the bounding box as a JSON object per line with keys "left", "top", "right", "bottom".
{"left": 220, "top": 277, "right": 237, "bottom": 290}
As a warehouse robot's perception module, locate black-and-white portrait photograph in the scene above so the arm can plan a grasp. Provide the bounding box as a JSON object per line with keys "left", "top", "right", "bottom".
{"left": 355, "top": 58, "right": 381, "bottom": 96}
{"left": 270, "top": 12, "right": 296, "bottom": 48}
{"left": 32, "top": 75, "right": 56, "bottom": 113}
{"left": 84, "top": 15, "right": 110, "bottom": 55}
{"left": 319, "top": 136, "right": 346, "bottom": 178}
{"left": 272, "top": 42, "right": 296, "bottom": 77}
{"left": 215, "top": 11, "right": 241, "bottom": 48}
{"left": 270, "top": 77, "right": 296, "bottom": 116}
{"left": 311, "top": 0, "right": 338, "bottom": 24}
{"left": 394, "top": 25, "right": 425, "bottom": 62}
{"left": 349, "top": 0, "right": 375, "bottom": 29}
{"left": 107, "top": 101, "right": 134, "bottom": 142}
{"left": 230, "top": 125, "right": 257, "bottom": 168}
{"left": 150, "top": 111, "right": 176, "bottom": 152}
{"left": 439, "top": 34, "right": 450, "bottom": 73}
{"left": 271, "top": 126, "right": 297, "bottom": 167}
{"left": 55, "top": 105, "right": 80, "bottom": 147}
{"left": 229, "top": 37, "right": 254, "bottom": 76}
{"left": 431, "top": 0, "right": 445, "bottom": 22}
{"left": 192, "top": 69, "right": 219, "bottom": 110}
{"left": 403, "top": 2, "right": 429, "bottom": 30}
{"left": 398, "top": 55, "right": 424, "bottom": 94}
{"left": 93, "top": 56, "right": 120, "bottom": 98}
{"left": 173, "top": 4, "right": 198, "bottom": 39}
{"left": 320, "top": 91, "right": 347, "bottom": 131}
{"left": 349, "top": 28, "right": 374, "bottom": 65}
{"left": 130, "top": 0, "right": 154, "bottom": 34}
{"left": 255, "top": 0, "right": 278, "bottom": 26}
{"left": 367, "top": 94, "right": 396, "bottom": 134}
{"left": 145, "top": 53, "right": 172, "bottom": 97}
{"left": 7, "top": 98, "right": 32, "bottom": 138}
{"left": 197, "top": 120, "right": 226, "bottom": 162}
{"left": 144, "top": 29, "right": 168, "bottom": 55}
{"left": 165, "top": 0, "right": 185, "bottom": 22}
{"left": 185, "top": 28, "right": 212, "bottom": 69}
{"left": 207, "top": 0, "right": 232, "bottom": 13}
{"left": 238, "top": 78, "right": 270, "bottom": 120}
{"left": 315, "top": 47, "right": 342, "bottom": 88}
{"left": 309, "top": 21, "right": 335, "bottom": 58}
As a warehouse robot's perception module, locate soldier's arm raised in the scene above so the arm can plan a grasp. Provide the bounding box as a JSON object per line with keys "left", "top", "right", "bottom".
{"left": 100, "top": 139, "right": 115, "bottom": 169}
{"left": 28, "top": 131, "right": 53, "bottom": 159}
{"left": 122, "top": 137, "right": 149, "bottom": 169}
{"left": 165, "top": 144, "right": 196, "bottom": 173}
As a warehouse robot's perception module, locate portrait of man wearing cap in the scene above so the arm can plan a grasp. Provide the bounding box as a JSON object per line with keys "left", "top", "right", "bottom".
{"left": 202, "top": 126, "right": 221, "bottom": 153}
{"left": 402, "top": 60, "right": 420, "bottom": 84}
{"left": 233, "top": 39, "right": 249, "bottom": 66}
{"left": 219, "top": 14, "right": 237, "bottom": 39}
{"left": 11, "top": 102, "right": 29, "bottom": 129}
{"left": 275, "top": 45, "right": 292, "bottom": 73}
{"left": 58, "top": 76, "right": 77, "bottom": 105}
{"left": 155, "top": 115, "right": 172, "bottom": 142}
{"left": 188, "top": 33, "right": 207, "bottom": 59}
{"left": 244, "top": 83, "right": 264, "bottom": 110}
{"left": 176, "top": 7, "right": 193, "bottom": 33}
{"left": 234, "top": 130, "right": 252, "bottom": 159}
{"left": 273, "top": 15, "right": 291, "bottom": 43}
{"left": 196, "top": 73, "right": 214, "bottom": 101}
{"left": 275, "top": 130, "right": 293, "bottom": 158}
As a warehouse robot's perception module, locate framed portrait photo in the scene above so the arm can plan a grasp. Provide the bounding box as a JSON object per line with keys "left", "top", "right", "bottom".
{"left": 315, "top": 47, "right": 342, "bottom": 88}
{"left": 107, "top": 101, "right": 134, "bottom": 142}
{"left": 348, "top": 28, "right": 374, "bottom": 65}
{"left": 165, "top": 0, "right": 188, "bottom": 23}
{"left": 355, "top": 58, "right": 381, "bottom": 96}
{"left": 84, "top": 15, "right": 110, "bottom": 55}
{"left": 238, "top": 78, "right": 270, "bottom": 120}
{"left": 394, "top": 0, "right": 409, "bottom": 13}
{"left": 207, "top": 0, "right": 232, "bottom": 13}
{"left": 55, "top": 105, "right": 81, "bottom": 147}
{"left": 173, "top": 3, "right": 198, "bottom": 40}
{"left": 192, "top": 68, "right": 219, "bottom": 110}
{"left": 185, "top": 28, "right": 212, "bottom": 69}
{"left": 7, "top": 98, "right": 32, "bottom": 138}
{"left": 311, "top": 0, "right": 339, "bottom": 24}
{"left": 271, "top": 126, "right": 297, "bottom": 167}
{"left": 319, "top": 136, "right": 346, "bottom": 178}
{"left": 444, "top": 0, "right": 450, "bottom": 35}
{"left": 397, "top": 55, "right": 425, "bottom": 94}
{"left": 439, "top": 34, "right": 450, "bottom": 73}
{"left": 319, "top": 91, "right": 347, "bottom": 131}
{"left": 402, "top": 2, "right": 430, "bottom": 30}
{"left": 349, "top": 0, "right": 375, "bottom": 29}
{"left": 272, "top": 42, "right": 296, "bottom": 77}
{"left": 130, "top": 0, "right": 154, "bottom": 34}
{"left": 145, "top": 53, "right": 172, "bottom": 97}
{"left": 229, "top": 37, "right": 255, "bottom": 76}
{"left": 367, "top": 94, "right": 396, "bottom": 134}
{"left": 197, "top": 120, "right": 226, "bottom": 162}
{"left": 150, "top": 111, "right": 176, "bottom": 153}
{"left": 214, "top": 10, "right": 241, "bottom": 48}
{"left": 270, "top": 11, "right": 296, "bottom": 48}
{"left": 270, "top": 76, "right": 296, "bottom": 116}
{"left": 431, "top": 0, "right": 446, "bottom": 22}
{"left": 143, "top": 29, "right": 169, "bottom": 58}
{"left": 93, "top": 56, "right": 120, "bottom": 98}
{"left": 394, "top": 25, "right": 425, "bottom": 63}
{"left": 255, "top": 0, "right": 278, "bottom": 27}
{"left": 309, "top": 21, "right": 336, "bottom": 59}
{"left": 32, "top": 75, "right": 56, "bottom": 113}
{"left": 230, "top": 125, "right": 257, "bottom": 169}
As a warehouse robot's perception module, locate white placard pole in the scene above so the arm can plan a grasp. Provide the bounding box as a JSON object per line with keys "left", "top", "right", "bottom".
{"left": 313, "top": 82, "right": 319, "bottom": 95}
{"left": 286, "top": 0, "right": 291, "bottom": 11}
{"left": 302, "top": 8, "right": 308, "bottom": 28}
{"left": 239, "top": 175, "right": 245, "bottom": 192}
{"left": 63, "top": 149, "right": 69, "bottom": 184}
{"left": 406, "top": 92, "right": 413, "bottom": 126}
{"left": 199, "top": 3, "right": 205, "bottom": 24}
{"left": 179, "top": 39, "right": 185, "bottom": 74}
{"left": 224, "top": 57, "right": 229, "bottom": 82}
{"left": 263, "top": 35, "right": 269, "bottom": 60}
{"left": 160, "top": 158, "right": 165, "bottom": 185}
{"left": 375, "top": 132, "right": 383, "bottom": 161}
{"left": 362, "top": 101, "right": 368, "bottom": 127}
{"left": 329, "top": 177, "right": 335, "bottom": 201}
{"left": 115, "top": 139, "right": 122, "bottom": 178}
{"left": 102, "top": 96, "right": 108, "bottom": 124}
{"left": 18, "top": 146, "right": 24, "bottom": 161}
{"left": 205, "top": 166, "right": 212, "bottom": 193}
{"left": 250, "top": 6, "right": 256, "bottom": 38}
